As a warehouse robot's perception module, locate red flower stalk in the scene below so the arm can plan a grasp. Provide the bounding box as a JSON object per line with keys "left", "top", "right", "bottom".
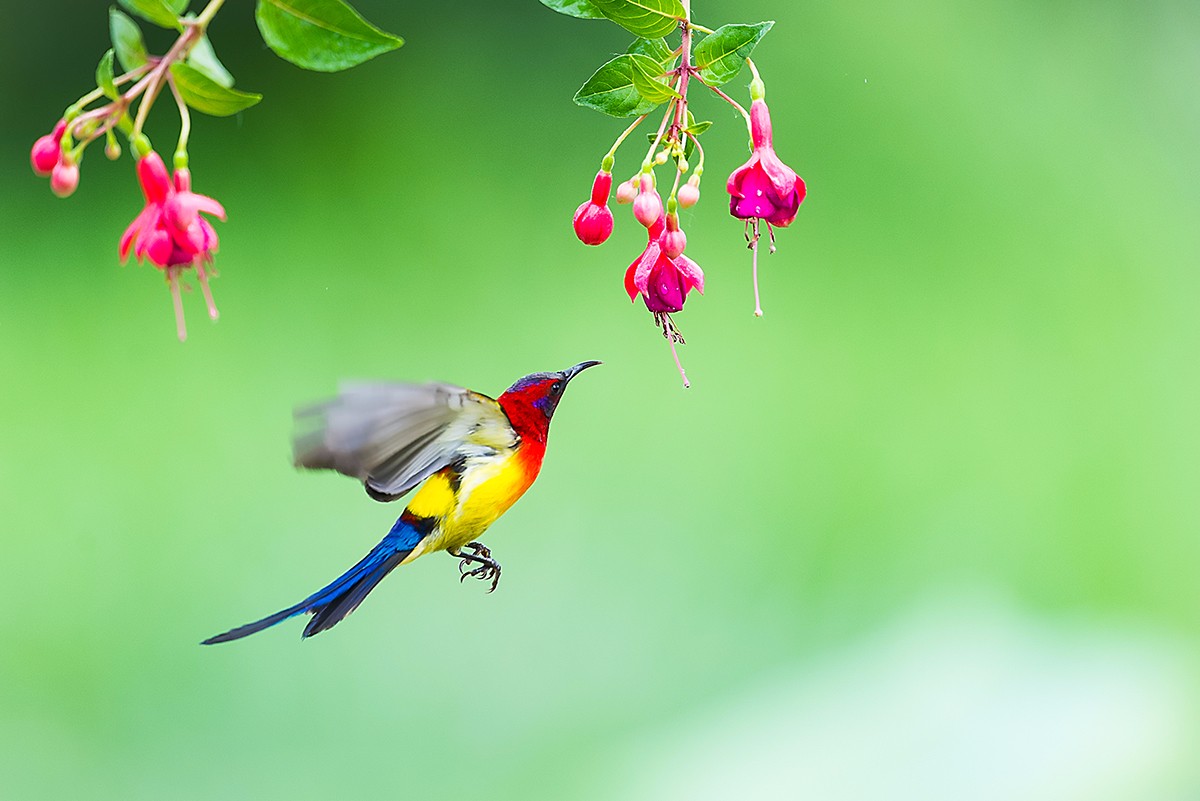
{"left": 573, "top": 170, "right": 614, "bottom": 245}
{"left": 119, "top": 151, "right": 226, "bottom": 340}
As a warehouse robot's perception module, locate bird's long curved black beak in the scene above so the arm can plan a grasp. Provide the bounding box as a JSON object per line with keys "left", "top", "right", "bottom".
{"left": 561, "top": 360, "right": 602, "bottom": 382}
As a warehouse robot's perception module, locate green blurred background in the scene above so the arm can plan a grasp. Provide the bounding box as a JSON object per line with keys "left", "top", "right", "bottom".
{"left": 2, "top": 1, "right": 1199, "bottom": 798}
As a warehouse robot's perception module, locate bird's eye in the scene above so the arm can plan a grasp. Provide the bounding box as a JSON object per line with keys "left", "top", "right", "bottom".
{"left": 550, "top": 380, "right": 564, "bottom": 395}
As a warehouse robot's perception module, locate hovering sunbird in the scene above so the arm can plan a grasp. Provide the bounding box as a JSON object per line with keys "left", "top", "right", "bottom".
{"left": 203, "top": 361, "right": 601, "bottom": 643}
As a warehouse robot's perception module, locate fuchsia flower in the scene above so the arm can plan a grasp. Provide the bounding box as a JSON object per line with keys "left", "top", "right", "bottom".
{"left": 573, "top": 170, "right": 614, "bottom": 245}
{"left": 624, "top": 216, "right": 704, "bottom": 315}
{"left": 726, "top": 98, "right": 805, "bottom": 227}
{"left": 622, "top": 211, "right": 704, "bottom": 388}
{"left": 119, "top": 151, "right": 226, "bottom": 340}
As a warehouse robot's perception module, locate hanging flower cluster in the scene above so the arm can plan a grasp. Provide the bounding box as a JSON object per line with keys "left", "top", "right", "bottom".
{"left": 545, "top": 0, "right": 806, "bottom": 385}
{"left": 119, "top": 152, "right": 226, "bottom": 339}
{"left": 27, "top": 0, "right": 402, "bottom": 340}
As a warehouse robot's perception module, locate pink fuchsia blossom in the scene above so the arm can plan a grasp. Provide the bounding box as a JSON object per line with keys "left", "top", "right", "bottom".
{"left": 573, "top": 170, "right": 614, "bottom": 245}
{"left": 624, "top": 219, "right": 704, "bottom": 315}
{"left": 623, "top": 216, "right": 703, "bottom": 389}
{"left": 726, "top": 98, "right": 805, "bottom": 227}
{"left": 31, "top": 120, "right": 67, "bottom": 176}
{"left": 119, "top": 151, "right": 226, "bottom": 340}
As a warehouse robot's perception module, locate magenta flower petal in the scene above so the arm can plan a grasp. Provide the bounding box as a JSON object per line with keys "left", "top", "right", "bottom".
{"left": 675, "top": 254, "right": 704, "bottom": 295}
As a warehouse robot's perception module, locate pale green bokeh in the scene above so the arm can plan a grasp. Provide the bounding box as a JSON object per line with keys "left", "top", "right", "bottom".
{"left": 1, "top": 1, "right": 1198, "bottom": 798}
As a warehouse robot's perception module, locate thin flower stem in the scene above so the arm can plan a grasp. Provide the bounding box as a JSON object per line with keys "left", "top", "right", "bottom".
{"left": 168, "top": 73, "right": 191, "bottom": 157}
{"left": 669, "top": 160, "right": 683, "bottom": 201}
{"left": 643, "top": 93, "right": 677, "bottom": 167}
{"left": 747, "top": 58, "right": 762, "bottom": 84}
{"left": 130, "top": 15, "right": 208, "bottom": 139}
{"left": 195, "top": 0, "right": 226, "bottom": 28}
{"left": 750, "top": 222, "right": 764, "bottom": 317}
{"left": 686, "top": 129, "right": 705, "bottom": 173}
{"left": 693, "top": 72, "right": 751, "bottom": 130}
{"left": 605, "top": 114, "right": 647, "bottom": 162}
{"left": 667, "top": 332, "right": 690, "bottom": 388}
{"left": 168, "top": 272, "right": 188, "bottom": 341}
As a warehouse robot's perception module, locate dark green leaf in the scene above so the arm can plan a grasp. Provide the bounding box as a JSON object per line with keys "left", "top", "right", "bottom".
{"left": 626, "top": 37, "right": 673, "bottom": 67}
{"left": 109, "top": 9, "right": 149, "bottom": 72}
{"left": 96, "top": 49, "right": 118, "bottom": 100}
{"left": 629, "top": 53, "right": 679, "bottom": 103}
{"left": 574, "top": 54, "right": 662, "bottom": 118}
{"left": 170, "top": 62, "right": 262, "bottom": 116}
{"left": 537, "top": 0, "right": 604, "bottom": 19}
{"left": 255, "top": 0, "right": 403, "bottom": 72}
{"left": 683, "top": 120, "right": 712, "bottom": 136}
{"left": 116, "top": 0, "right": 183, "bottom": 30}
{"left": 693, "top": 21, "right": 773, "bottom": 86}
{"left": 591, "top": 0, "right": 684, "bottom": 39}
{"left": 187, "top": 35, "right": 234, "bottom": 87}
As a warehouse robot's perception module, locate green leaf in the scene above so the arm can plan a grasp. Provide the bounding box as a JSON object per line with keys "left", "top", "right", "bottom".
{"left": 574, "top": 54, "right": 662, "bottom": 118}
{"left": 187, "top": 34, "right": 234, "bottom": 88}
{"left": 693, "top": 21, "right": 773, "bottom": 87}
{"left": 629, "top": 52, "right": 679, "bottom": 103}
{"left": 590, "top": 0, "right": 684, "bottom": 39}
{"left": 109, "top": 9, "right": 148, "bottom": 72}
{"left": 626, "top": 37, "right": 673, "bottom": 67}
{"left": 96, "top": 49, "right": 118, "bottom": 100}
{"left": 683, "top": 119, "right": 712, "bottom": 136}
{"left": 170, "top": 62, "right": 262, "bottom": 116}
{"left": 538, "top": 0, "right": 604, "bottom": 19}
{"left": 255, "top": 0, "right": 403, "bottom": 72}
{"left": 116, "top": 0, "right": 183, "bottom": 30}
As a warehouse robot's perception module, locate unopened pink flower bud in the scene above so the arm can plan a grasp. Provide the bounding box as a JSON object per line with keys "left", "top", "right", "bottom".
{"left": 573, "top": 170, "right": 615, "bottom": 245}
{"left": 615, "top": 179, "right": 638, "bottom": 204}
{"left": 573, "top": 201, "right": 613, "bottom": 245}
{"left": 660, "top": 213, "right": 686, "bottom": 259}
{"left": 633, "top": 175, "right": 663, "bottom": 229}
{"left": 30, "top": 120, "right": 66, "bottom": 176}
{"left": 50, "top": 160, "right": 79, "bottom": 198}
{"left": 677, "top": 180, "right": 700, "bottom": 209}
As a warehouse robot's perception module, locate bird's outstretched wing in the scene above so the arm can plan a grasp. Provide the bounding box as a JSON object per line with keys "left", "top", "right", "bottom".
{"left": 293, "top": 381, "right": 518, "bottom": 501}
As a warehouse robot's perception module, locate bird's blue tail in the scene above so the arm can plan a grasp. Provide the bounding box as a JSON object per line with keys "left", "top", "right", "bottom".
{"left": 201, "top": 516, "right": 426, "bottom": 644}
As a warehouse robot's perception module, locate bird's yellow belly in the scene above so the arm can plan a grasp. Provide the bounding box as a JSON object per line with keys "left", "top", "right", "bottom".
{"left": 403, "top": 454, "right": 539, "bottom": 558}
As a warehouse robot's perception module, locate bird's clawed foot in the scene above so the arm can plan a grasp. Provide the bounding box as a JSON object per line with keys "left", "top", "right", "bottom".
{"left": 452, "top": 541, "right": 501, "bottom": 593}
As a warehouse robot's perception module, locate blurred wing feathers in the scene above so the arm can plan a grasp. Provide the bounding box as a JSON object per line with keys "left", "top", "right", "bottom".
{"left": 293, "top": 382, "right": 517, "bottom": 501}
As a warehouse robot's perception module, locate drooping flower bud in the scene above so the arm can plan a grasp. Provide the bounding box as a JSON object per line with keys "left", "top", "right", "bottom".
{"left": 632, "top": 174, "right": 663, "bottom": 229}
{"left": 573, "top": 170, "right": 614, "bottom": 246}
{"left": 30, "top": 120, "right": 66, "bottom": 177}
{"left": 677, "top": 177, "right": 700, "bottom": 209}
{"left": 136, "top": 151, "right": 172, "bottom": 204}
{"left": 615, "top": 178, "right": 638, "bottom": 204}
{"left": 50, "top": 159, "right": 79, "bottom": 198}
{"left": 660, "top": 212, "right": 686, "bottom": 259}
